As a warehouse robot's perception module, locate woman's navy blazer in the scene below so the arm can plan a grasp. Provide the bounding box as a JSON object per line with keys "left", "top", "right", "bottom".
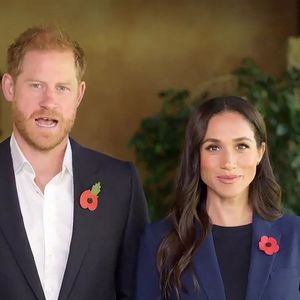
{"left": 135, "top": 214, "right": 300, "bottom": 300}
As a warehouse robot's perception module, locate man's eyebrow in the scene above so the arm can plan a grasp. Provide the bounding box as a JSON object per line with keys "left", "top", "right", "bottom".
{"left": 56, "top": 81, "right": 73, "bottom": 85}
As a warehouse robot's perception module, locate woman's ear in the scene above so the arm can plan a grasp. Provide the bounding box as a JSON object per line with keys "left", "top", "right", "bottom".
{"left": 1, "top": 73, "right": 15, "bottom": 102}
{"left": 257, "top": 142, "right": 266, "bottom": 164}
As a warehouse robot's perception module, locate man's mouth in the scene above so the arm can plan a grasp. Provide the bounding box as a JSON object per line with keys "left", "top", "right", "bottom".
{"left": 35, "top": 117, "right": 58, "bottom": 128}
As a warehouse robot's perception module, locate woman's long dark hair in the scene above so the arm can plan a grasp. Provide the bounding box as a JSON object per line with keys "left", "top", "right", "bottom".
{"left": 157, "top": 96, "right": 282, "bottom": 299}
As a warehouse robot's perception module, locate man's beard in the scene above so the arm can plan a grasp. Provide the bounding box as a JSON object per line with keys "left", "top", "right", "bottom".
{"left": 12, "top": 104, "right": 76, "bottom": 152}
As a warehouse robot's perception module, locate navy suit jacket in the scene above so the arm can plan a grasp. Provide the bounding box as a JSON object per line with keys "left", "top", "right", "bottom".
{"left": 136, "top": 214, "right": 300, "bottom": 300}
{"left": 0, "top": 137, "right": 148, "bottom": 300}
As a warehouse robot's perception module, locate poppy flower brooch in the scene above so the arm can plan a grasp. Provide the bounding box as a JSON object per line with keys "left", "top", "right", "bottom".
{"left": 259, "top": 235, "right": 279, "bottom": 256}
{"left": 80, "top": 182, "right": 101, "bottom": 211}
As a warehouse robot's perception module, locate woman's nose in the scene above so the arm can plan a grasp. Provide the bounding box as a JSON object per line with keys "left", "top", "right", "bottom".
{"left": 220, "top": 151, "right": 237, "bottom": 170}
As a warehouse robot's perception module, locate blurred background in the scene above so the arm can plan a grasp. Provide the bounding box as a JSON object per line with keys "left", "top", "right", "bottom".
{"left": 1, "top": 0, "right": 300, "bottom": 219}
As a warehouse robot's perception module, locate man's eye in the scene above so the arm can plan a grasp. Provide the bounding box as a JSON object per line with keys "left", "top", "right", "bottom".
{"left": 57, "top": 85, "right": 69, "bottom": 92}
{"left": 30, "top": 83, "right": 42, "bottom": 89}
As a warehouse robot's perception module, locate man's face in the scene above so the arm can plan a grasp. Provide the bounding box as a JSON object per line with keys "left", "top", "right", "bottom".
{"left": 3, "top": 49, "right": 85, "bottom": 151}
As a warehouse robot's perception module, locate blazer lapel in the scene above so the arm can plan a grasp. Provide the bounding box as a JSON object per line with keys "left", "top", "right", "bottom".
{"left": 193, "top": 230, "right": 226, "bottom": 300}
{"left": 245, "top": 214, "right": 281, "bottom": 300}
{"left": 58, "top": 140, "right": 101, "bottom": 300}
{"left": 0, "top": 139, "right": 45, "bottom": 300}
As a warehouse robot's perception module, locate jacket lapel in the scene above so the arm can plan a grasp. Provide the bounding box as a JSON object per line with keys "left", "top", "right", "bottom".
{"left": 193, "top": 230, "right": 226, "bottom": 300}
{"left": 245, "top": 214, "right": 281, "bottom": 300}
{"left": 0, "top": 138, "right": 45, "bottom": 300}
{"left": 58, "top": 140, "right": 101, "bottom": 300}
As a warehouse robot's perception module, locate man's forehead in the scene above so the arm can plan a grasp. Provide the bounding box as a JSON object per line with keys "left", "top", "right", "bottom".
{"left": 16, "top": 50, "right": 78, "bottom": 82}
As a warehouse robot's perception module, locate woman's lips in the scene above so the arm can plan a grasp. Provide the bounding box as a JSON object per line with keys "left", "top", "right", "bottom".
{"left": 217, "top": 175, "right": 242, "bottom": 184}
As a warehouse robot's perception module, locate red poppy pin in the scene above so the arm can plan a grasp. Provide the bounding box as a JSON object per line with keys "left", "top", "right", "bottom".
{"left": 80, "top": 182, "right": 101, "bottom": 211}
{"left": 258, "top": 235, "right": 279, "bottom": 256}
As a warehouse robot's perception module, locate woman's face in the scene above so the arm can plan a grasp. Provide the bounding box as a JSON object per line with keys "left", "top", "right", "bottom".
{"left": 200, "top": 111, "right": 265, "bottom": 202}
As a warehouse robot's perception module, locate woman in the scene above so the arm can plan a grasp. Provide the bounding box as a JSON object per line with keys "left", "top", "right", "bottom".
{"left": 135, "top": 96, "right": 300, "bottom": 300}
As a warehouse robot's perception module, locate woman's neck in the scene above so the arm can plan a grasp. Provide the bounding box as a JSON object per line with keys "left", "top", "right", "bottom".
{"left": 206, "top": 195, "right": 253, "bottom": 226}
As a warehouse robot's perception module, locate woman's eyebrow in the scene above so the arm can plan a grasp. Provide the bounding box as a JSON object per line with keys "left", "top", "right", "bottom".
{"left": 202, "top": 137, "right": 254, "bottom": 144}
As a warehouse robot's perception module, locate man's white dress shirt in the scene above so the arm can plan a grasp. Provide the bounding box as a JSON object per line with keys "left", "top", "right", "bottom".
{"left": 10, "top": 135, "right": 74, "bottom": 300}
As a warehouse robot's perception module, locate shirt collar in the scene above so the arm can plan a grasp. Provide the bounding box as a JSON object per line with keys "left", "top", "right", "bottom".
{"left": 62, "top": 139, "right": 73, "bottom": 176}
{"left": 10, "top": 133, "right": 73, "bottom": 176}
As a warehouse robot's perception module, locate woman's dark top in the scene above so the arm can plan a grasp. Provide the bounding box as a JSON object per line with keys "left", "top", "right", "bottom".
{"left": 212, "top": 223, "right": 252, "bottom": 300}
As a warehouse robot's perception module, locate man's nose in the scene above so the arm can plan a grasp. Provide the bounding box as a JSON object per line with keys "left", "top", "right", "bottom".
{"left": 39, "top": 88, "right": 57, "bottom": 109}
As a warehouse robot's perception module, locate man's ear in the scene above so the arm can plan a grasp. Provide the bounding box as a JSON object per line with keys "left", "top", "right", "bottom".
{"left": 76, "top": 81, "right": 86, "bottom": 108}
{"left": 1, "top": 73, "right": 15, "bottom": 102}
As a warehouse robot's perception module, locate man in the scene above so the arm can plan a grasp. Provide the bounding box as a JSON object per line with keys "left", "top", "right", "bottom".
{"left": 0, "top": 25, "right": 148, "bottom": 300}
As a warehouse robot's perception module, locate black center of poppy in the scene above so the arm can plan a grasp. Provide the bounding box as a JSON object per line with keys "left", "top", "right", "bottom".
{"left": 265, "top": 242, "right": 271, "bottom": 247}
{"left": 87, "top": 198, "right": 93, "bottom": 204}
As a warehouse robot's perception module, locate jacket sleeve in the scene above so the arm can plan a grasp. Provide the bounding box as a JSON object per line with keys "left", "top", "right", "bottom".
{"left": 116, "top": 163, "right": 149, "bottom": 299}
{"left": 135, "top": 224, "right": 162, "bottom": 300}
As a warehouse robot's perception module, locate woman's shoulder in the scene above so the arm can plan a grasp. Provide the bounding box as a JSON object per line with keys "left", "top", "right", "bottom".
{"left": 274, "top": 213, "right": 300, "bottom": 231}
{"left": 141, "top": 218, "right": 173, "bottom": 245}
{"left": 277, "top": 213, "right": 300, "bottom": 223}
{"left": 144, "top": 218, "right": 173, "bottom": 235}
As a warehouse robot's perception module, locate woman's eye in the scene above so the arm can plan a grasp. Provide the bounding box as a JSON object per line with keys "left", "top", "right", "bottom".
{"left": 237, "top": 143, "right": 249, "bottom": 150}
{"left": 206, "top": 145, "right": 219, "bottom": 152}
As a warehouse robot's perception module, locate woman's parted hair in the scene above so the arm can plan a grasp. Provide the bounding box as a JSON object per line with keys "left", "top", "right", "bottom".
{"left": 157, "top": 96, "right": 282, "bottom": 299}
{"left": 7, "top": 25, "right": 86, "bottom": 81}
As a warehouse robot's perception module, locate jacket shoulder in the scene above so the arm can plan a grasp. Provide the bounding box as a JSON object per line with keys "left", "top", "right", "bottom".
{"left": 141, "top": 218, "right": 173, "bottom": 247}
{"left": 0, "top": 137, "right": 11, "bottom": 153}
{"left": 274, "top": 213, "right": 300, "bottom": 234}
{"left": 70, "top": 138, "right": 128, "bottom": 163}
{"left": 277, "top": 213, "right": 300, "bottom": 224}
{"left": 70, "top": 138, "right": 134, "bottom": 173}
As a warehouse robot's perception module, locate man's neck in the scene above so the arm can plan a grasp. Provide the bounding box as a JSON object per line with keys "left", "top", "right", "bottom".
{"left": 13, "top": 133, "right": 68, "bottom": 192}
{"left": 31, "top": 150, "right": 66, "bottom": 193}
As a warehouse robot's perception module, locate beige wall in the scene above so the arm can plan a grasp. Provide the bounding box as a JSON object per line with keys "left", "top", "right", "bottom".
{"left": 0, "top": 0, "right": 298, "bottom": 161}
